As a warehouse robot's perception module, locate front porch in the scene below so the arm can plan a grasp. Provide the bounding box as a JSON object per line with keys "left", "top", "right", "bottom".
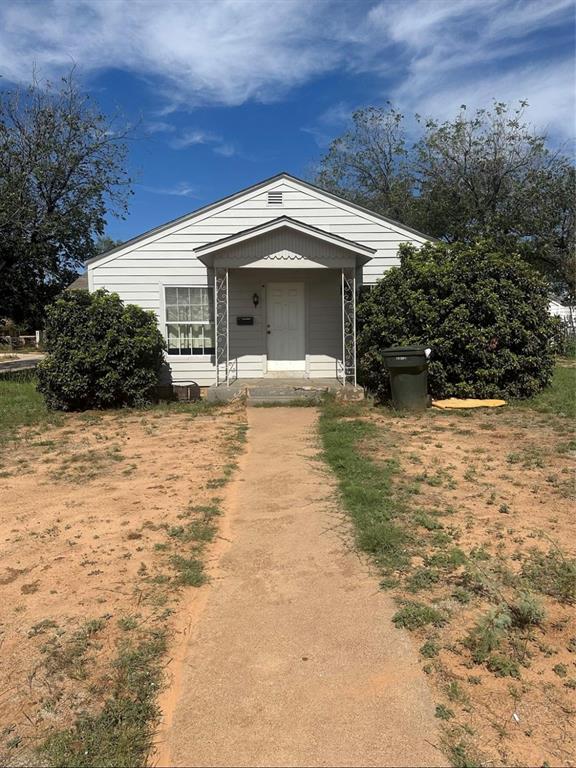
{"left": 195, "top": 216, "right": 375, "bottom": 390}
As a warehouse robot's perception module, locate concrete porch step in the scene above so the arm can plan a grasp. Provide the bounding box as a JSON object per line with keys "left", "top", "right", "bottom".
{"left": 247, "top": 384, "right": 328, "bottom": 406}
{"left": 206, "top": 378, "right": 361, "bottom": 404}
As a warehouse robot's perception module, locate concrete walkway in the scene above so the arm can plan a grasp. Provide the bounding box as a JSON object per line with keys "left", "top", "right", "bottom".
{"left": 155, "top": 408, "right": 444, "bottom": 767}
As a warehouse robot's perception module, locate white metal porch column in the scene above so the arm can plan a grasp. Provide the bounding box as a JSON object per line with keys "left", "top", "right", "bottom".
{"left": 341, "top": 267, "right": 357, "bottom": 386}
{"left": 215, "top": 267, "right": 229, "bottom": 385}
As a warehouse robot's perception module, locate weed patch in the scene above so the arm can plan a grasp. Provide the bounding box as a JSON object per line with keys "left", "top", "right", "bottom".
{"left": 392, "top": 601, "right": 447, "bottom": 630}
{"left": 170, "top": 555, "right": 206, "bottom": 587}
{"left": 521, "top": 549, "right": 576, "bottom": 604}
{"left": 42, "top": 618, "right": 107, "bottom": 680}
{"left": 435, "top": 704, "right": 455, "bottom": 720}
{"left": 41, "top": 630, "right": 166, "bottom": 767}
{"left": 420, "top": 639, "right": 440, "bottom": 658}
{"left": 464, "top": 607, "right": 513, "bottom": 663}
{"left": 485, "top": 654, "right": 520, "bottom": 678}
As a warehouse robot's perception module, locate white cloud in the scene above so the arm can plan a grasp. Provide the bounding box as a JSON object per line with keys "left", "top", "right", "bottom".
{"left": 0, "top": 0, "right": 340, "bottom": 106}
{"left": 139, "top": 181, "right": 198, "bottom": 197}
{"left": 363, "top": 0, "right": 576, "bottom": 139}
{"left": 170, "top": 129, "right": 220, "bottom": 149}
{"left": 302, "top": 101, "right": 355, "bottom": 147}
{"left": 398, "top": 59, "right": 576, "bottom": 144}
{"left": 0, "top": 0, "right": 573, "bottom": 141}
{"left": 213, "top": 142, "right": 236, "bottom": 158}
{"left": 169, "top": 128, "right": 237, "bottom": 156}
{"left": 144, "top": 121, "right": 176, "bottom": 135}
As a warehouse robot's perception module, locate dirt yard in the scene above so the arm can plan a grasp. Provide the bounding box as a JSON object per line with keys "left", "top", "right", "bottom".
{"left": 1, "top": 380, "right": 574, "bottom": 768}
{"left": 0, "top": 401, "right": 246, "bottom": 766}
{"left": 363, "top": 404, "right": 576, "bottom": 767}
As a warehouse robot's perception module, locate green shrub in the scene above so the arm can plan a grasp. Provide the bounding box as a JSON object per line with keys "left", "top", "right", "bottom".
{"left": 357, "top": 241, "right": 556, "bottom": 400}
{"left": 37, "top": 290, "right": 165, "bottom": 410}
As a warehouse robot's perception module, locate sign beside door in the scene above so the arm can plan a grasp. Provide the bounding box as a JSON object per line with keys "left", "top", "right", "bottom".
{"left": 266, "top": 283, "right": 305, "bottom": 371}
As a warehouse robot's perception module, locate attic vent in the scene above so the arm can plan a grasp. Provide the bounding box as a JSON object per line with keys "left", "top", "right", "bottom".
{"left": 267, "top": 191, "right": 283, "bottom": 205}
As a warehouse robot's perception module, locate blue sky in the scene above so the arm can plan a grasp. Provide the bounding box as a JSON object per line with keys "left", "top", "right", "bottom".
{"left": 1, "top": 0, "right": 574, "bottom": 242}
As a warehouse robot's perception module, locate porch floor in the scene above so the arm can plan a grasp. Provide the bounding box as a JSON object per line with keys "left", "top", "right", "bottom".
{"left": 207, "top": 377, "right": 362, "bottom": 405}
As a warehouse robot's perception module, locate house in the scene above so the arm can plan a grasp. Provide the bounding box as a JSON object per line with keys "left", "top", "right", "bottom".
{"left": 549, "top": 298, "right": 574, "bottom": 324}
{"left": 67, "top": 273, "right": 88, "bottom": 291}
{"left": 87, "top": 173, "right": 431, "bottom": 391}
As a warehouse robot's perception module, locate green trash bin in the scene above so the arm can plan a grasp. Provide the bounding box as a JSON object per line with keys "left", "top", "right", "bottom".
{"left": 382, "top": 345, "right": 431, "bottom": 411}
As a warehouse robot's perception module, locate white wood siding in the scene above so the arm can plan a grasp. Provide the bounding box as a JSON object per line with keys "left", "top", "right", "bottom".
{"left": 89, "top": 176, "right": 427, "bottom": 385}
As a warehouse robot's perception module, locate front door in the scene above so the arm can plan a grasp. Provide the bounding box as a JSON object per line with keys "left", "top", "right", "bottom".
{"left": 266, "top": 283, "right": 305, "bottom": 371}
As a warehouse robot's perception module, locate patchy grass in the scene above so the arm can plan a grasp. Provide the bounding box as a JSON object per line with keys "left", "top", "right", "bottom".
{"left": 148, "top": 399, "right": 221, "bottom": 417}
{"left": 517, "top": 365, "right": 576, "bottom": 419}
{"left": 521, "top": 549, "right": 576, "bottom": 604}
{"left": 50, "top": 446, "right": 127, "bottom": 483}
{"left": 43, "top": 618, "right": 108, "bottom": 680}
{"left": 169, "top": 555, "right": 206, "bottom": 587}
{"left": 41, "top": 629, "right": 166, "bottom": 768}
{"left": 392, "top": 601, "right": 447, "bottom": 630}
{"left": 319, "top": 398, "right": 408, "bottom": 573}
{"left": 251, "top": 397, "right": 323, "bottom": 407}
{"left": 0, "top": 373, "right": 61, "bottom": 446}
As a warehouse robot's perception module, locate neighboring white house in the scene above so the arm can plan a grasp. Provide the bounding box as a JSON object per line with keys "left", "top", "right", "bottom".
{"left": 549, "top": 298, "right": 574, "bottom": 324}
{"left": 87, "top": 173, "right": 431, "bottom": 388}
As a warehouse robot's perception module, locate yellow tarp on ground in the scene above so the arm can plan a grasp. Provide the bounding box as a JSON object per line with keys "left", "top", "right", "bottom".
{"left": 432, "top": 398, "right": 507, "bottom": 409}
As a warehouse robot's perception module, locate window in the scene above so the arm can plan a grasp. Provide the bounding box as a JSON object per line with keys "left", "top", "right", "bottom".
{"left": 165, "top": 287, "right": 215, "bottom": 355}
{"left": 267, "top": 191, "right": 283, "bottom": 206}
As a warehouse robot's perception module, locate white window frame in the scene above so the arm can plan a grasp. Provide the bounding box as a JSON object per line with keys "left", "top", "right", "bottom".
{"left": 159, "top": 283, "right": 215, "bottom": 359}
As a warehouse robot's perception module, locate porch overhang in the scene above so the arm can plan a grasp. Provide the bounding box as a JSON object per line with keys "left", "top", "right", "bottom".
{"left": 195, "top": 215, "right": 375, "bottom": 269}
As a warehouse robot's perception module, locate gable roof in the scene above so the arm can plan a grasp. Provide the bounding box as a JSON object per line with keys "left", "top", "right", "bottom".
{"left": 195, "top": 215, "right": 376, "bottom": 266}
{"left": 87, "top": 172, "right": 432, "bottom": 267}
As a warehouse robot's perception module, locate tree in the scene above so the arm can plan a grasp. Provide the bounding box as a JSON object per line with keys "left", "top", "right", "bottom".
{"left": 315, "top": 105, "right": 416, "bottom": 225}
{"left": 315, "top": 102, "right": 575, "bottom": 298}
{"left": 415, "top": 103, "right": 575, "bottom": 297}
{"left": 357, "top": 241, "right": 557, "bottom": 402}
{"left": 95, "top": 235, "right": 123, "bottom": 255}
{"left": 0, "top": 71, "right": 132, "bottom": 330}
{"left": 37, "top": 289, "right": 165, "bottom": 410}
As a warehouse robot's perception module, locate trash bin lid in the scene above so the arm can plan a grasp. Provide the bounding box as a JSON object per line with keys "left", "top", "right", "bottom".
{"left": 382, "top": 345, "right": 429, "bottom": 357}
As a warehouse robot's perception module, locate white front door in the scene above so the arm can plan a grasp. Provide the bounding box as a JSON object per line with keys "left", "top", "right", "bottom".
{"left": 266, "top": 283, "right": 305, "bottom": 371}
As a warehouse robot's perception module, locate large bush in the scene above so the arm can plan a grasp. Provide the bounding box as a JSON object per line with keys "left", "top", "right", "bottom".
{"left": 358, "top": 241, "right": 557, "bottom": 401}
{"left": 37, "top": 290, "right": 165, "bottom": 410}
